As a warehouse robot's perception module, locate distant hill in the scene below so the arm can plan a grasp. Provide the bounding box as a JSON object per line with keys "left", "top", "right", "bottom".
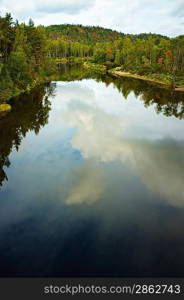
{"left": 45, "top": 24, "right": 168, "bottom": 44}
{"left": 45, "top": 24, "right": 124, "bottom": 43}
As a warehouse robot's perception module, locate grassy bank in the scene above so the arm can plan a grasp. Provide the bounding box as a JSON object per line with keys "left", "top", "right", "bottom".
{"left": 83, "top": 62, "right": 107, "bottom": 74}
{"left": 108, "top": 68, "right": 172, "bottom": 87}
{"left": 108, "top": 67, "right": 184, "bottom": 91}
{"left": 55, "top": 57, "right": 90, "bottom": 65}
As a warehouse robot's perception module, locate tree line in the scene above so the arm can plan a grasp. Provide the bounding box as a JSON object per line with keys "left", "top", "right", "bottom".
{"left": 0, "top": 13, "right": 54, "bottom": 101}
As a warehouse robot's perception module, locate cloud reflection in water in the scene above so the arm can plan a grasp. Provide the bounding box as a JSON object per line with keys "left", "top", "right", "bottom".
{"left": 57, "top": 81, "right": 184, "bottom": 207}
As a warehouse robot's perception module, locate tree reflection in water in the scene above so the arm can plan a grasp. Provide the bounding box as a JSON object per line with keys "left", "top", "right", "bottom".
{"left": 0, "top": 64, "right": 184, "bottom": 188}
{"left": 0, "top": 83, "right": 56, "bottom": 187}
{"left": 57, "top": 64, "right": 184, "bottom": 119}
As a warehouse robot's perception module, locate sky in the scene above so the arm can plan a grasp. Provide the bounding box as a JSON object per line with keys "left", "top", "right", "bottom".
{"left": 1, "top": 0, "right": 183, "bottom": 36}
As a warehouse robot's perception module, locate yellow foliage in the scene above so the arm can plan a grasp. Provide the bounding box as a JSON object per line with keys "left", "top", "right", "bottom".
{"left": 0, "top": 104, "right": 12, "bottom": 112}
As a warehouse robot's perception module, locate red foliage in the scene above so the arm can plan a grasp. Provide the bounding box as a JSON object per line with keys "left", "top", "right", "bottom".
{"left": 165, "top": 50, "right": 172, "bottom": 56}
{"left": 157, "top": 57, "right": 164, "bottom": 64}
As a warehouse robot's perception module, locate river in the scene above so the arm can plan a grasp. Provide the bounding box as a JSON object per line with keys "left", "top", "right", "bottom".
{"left": 0, "top": 65, "right": 184, "bottom": 276}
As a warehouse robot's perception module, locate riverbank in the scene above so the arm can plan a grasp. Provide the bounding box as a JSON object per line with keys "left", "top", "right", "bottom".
{"left": 0, "top": 104, "right": 11, "bottom": 116}
{"left": 0, "top": 77, "right": 51, "bottom": 116}
{"left": 1, "top": 62, "right": 184, "bottom": 118}
{"left": 108, "top": 69, "right": 184, "bottom": 91}
{"left": 175, "top": 87, "right": 184, "bottom": 92}
{"left": 55, "top": 57, "right": 89, "bottom": 65}
{"left": 109, "top": 70, "right": 171, "bottom": 87}
{"left": 83, "top": 62, "right": 107, "bottom": 74}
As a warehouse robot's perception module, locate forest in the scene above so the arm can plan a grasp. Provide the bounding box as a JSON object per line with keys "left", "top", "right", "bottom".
{"left": 0, "top": 13, "right": 184, "bottom": 107}
{"left": 46, "top": 24, "right": 184, "bottom": 86}
{"left": 0, "top": 13, "right": 54, "bottom": 105}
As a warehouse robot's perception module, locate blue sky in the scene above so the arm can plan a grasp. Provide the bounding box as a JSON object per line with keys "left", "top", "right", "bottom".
{"left": 1, "top": 0, "right": 183, "bottom": 36}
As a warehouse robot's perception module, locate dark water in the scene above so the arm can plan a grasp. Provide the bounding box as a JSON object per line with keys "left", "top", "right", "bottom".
{"left": 0, "top": 65, "right": 184, "bottom": 277}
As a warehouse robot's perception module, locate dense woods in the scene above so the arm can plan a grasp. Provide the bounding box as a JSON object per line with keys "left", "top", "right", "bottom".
{"left": 0, "top": 13, "right": 184, "bottom": 104}
{"left": 0, "top": 14, "right": 54, "bottom": 102}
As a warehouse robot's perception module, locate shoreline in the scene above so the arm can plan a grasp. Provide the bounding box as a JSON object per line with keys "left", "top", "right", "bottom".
{"left": 0, "top": 79, "right": 51, "bottom": 116}
{"left": 109, "top": 70, "right": 184, "bottom": 91}
{"left": 175, "top": 87, "right": 184, "bottom": 92}
{"left": 109, "top": 70, "right": 171, "bottom": 87}
{"left": 1, "top": 65, "right": 184, "bottom": 116}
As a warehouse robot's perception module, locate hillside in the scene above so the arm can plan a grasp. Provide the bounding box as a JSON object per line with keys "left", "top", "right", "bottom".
{"left": 45, "top": 24, "right": 168, "bottom": 44}
{"left": 46, "top": 24, "right": 124, "bottom": 44}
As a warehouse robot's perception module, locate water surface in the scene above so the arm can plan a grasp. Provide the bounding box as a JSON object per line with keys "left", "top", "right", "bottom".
{"left": 0, "top": 66, "right": 184, "bottom": 276}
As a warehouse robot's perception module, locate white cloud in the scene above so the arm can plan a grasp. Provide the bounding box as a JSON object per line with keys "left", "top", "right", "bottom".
{"left": 1, "top": 0, "right": 183, "bottom": 36}
{"left": 1, "top": 0, "right": 95, "bottom": 21}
